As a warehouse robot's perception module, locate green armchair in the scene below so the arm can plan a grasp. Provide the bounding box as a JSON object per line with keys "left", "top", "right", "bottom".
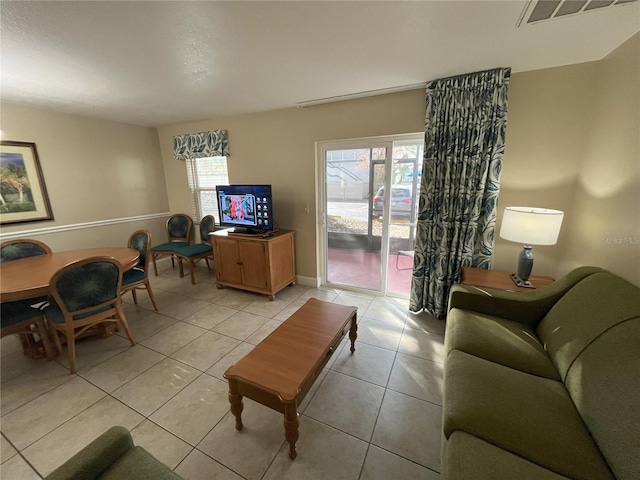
{"left": 45, "top": 426, "right": 183, "bottom": 480}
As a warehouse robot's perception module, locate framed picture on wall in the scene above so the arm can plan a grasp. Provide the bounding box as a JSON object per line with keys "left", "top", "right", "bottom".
{"left": 0, "top": 141, "right": 54, "bottom": 225}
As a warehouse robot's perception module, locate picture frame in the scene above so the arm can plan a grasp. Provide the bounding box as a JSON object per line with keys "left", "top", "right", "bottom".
{"left": 0, "top": 141, "right": 54, "bottom": 225}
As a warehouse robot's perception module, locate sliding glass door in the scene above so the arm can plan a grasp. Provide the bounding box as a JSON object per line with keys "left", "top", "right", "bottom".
{"left": 385, "top": 140, "right": 423, "bottom": 295}
{"left": 319, "top": 134, "right": 423, "bottom": 296}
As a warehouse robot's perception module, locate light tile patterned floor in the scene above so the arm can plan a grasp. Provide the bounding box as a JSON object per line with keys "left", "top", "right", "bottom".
{"left": 1, "top": 263, "right": 445, "bottom": 479}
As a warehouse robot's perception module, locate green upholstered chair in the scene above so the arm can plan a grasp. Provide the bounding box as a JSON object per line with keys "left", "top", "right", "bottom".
{"left": 45, "top": 425, "right": 183, "bottom": 480}
{"left": 1, "top": 299, "right": 57, "bottom": 360}
{"left": 151, "top": 214, "right": 193, "bottom": 276}
{"left": 0, "top": 238, "right": 56, "bottom": 360}
{"left": 174, "top": 215, "right": 215, "bottom": 285}
{"left": 0, "top": 238, "right": 52, "bottom": 263}
{"left": 121, "top": 229, "right": 158, "bottom": 311}
{"left": 44, "top": 256, "right": 136, "bottom": 374}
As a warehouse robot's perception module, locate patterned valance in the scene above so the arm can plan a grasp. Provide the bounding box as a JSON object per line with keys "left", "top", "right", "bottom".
{"left": 173, "top": 130, "right": 230, "bottom": 160}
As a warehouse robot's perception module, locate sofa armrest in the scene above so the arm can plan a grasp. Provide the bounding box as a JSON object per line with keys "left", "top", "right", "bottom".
{"left": 45, "top": 426, "right": 134, "bottom": 480}
{"left": 448, "top": 266, "right": 604, "bottom": 329}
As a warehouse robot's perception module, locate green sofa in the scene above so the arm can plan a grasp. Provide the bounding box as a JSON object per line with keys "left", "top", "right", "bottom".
{"left": 45, "top": 426, "right": 183, "bottom": 480}
{"left": 442, "top": 266, "right": 640, "bottom": 480}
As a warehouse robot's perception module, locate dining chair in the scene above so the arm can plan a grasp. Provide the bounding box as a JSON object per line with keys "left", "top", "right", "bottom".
{"left": 151, "top": 214, "right": 193, "bottom": 276}
{"left": 1, "top": 299, "right": 57, "bottom": 360}
{"left": 1, "top": 238, "right": 56, "bottom": 359}
{"left": 121, "top": 229, "right": 158, "bottom": 311}
{"left": 45, "top": 256, "right": 136, "bottom": 374}
{"left": 0, "top": 238, "right": 52, "bottom": 263}
{"left": 174, "top": 215, "right": 215, "bottom": 285}
{"left": 395, "top": 249, "right": 415, "bottom": 271}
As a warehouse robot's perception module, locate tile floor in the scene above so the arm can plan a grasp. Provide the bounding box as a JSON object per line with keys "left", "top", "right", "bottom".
{"left": 1, "top": 263, "right": 445, "bottom": 479}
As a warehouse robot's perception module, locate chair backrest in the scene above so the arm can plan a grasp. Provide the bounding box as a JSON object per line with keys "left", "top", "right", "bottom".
{"left": 127, "top": 229, "right": 151, "bottom": 272}
{"left": 199, "top": 215, "right": 215, "bottom": 243}
{"left": 49, "top": 256, "right": 123, "bottom": 317}
{"left": 0, "top": 239, "right": 52, "bottom": 263}
{"left": 167, "top": 214, "right": 193, "bottom": 242}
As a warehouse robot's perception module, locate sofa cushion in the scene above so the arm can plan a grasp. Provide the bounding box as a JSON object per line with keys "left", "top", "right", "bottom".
{"left": 537, "top": 272, "right": 640, "bottom": 381}
{"left": 564, "top": 318, "right": 640, "bottom": 480}
{"left": 446, "top": 308, "right": 560, "bottom": 380}
{"left": 102, "top": 446, "right": 182, "bottom": 480}
{"left": 45, "top": 426, "right": 134, "bottom": 480}
{"left": 445, "top": 431, "right": 571, "bottom": 480}
{"left": 444, "top": 350, "right": 614, "bottom": 480}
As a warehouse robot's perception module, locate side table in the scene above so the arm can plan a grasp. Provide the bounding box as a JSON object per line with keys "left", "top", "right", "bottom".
{"left": 460, "top": 267, "right": 554, "bottom": 292}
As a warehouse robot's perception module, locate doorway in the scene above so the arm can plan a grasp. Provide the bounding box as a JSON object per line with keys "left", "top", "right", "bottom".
{"left": 319, "top": 134, "right": 423, "bottom": 296}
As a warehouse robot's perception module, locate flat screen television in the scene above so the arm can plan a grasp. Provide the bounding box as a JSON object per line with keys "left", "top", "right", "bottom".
{"left": 216, "top": 184, "right": 275, "bottom": 234}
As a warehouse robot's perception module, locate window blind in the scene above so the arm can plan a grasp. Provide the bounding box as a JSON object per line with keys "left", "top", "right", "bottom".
{"left": 185, "top": 156, "right": 229, "bottom": 224}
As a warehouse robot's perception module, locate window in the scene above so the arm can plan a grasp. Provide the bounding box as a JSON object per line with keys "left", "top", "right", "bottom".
{"left": 185, "top": 156, "right": 229, "bottom": 223}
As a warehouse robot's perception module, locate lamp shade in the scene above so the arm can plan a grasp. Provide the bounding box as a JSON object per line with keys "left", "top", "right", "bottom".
{"left": 499, "top": 207, "right": 564, "bottom": 245}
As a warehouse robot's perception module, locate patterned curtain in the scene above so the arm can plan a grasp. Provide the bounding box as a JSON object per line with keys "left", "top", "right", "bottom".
{"left": 173, "top": 130, "right": 230, "bottom": 160}
{"left": 409, "top": 67, "right": 511, "bottom": 318}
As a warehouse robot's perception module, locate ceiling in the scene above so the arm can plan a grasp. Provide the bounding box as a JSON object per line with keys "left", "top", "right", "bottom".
{"left": 1, "top": 1, "right": 638, "bottom": 127}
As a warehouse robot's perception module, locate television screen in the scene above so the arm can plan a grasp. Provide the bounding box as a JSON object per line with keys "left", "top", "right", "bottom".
{"left": 216, "top": 185, "right": 274, "bottom": 233}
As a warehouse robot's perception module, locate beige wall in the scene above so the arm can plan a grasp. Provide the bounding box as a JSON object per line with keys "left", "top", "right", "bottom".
{"left": 0, "top": 104, "right": 170, "bottom": 250}
{"left": 496, "top": 61, "right": 600, "bottom": 276}
{"left": 497, "top": 33, "right": 639, "bottom": 286}
{"left": 562, "top": 34, "right": 640, "bottom": 286}
{"left": 158, "top": 35, "right": 640, "bottom": 286}
{"left": 157, "top": 90, "right": 426, "bottom": 279}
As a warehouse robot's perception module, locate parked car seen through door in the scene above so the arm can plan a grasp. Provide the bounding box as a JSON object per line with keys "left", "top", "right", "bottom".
{"left": 372, "top": 185, "right": 413, "bottom": 219}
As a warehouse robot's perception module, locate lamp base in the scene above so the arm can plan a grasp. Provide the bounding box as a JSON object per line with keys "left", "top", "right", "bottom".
{"left": 510, "top": 273, "right": 536, "bottom": 289}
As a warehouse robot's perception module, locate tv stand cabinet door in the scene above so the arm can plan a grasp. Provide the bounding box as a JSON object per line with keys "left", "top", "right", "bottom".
{"left": 238, "top": 241, "right": 269, "bottom": 290}
{"left": 267, "top": 233, "right": 296, "bottom": 293}
{"left": 213, "top": 237, "right": 243, "bottom": 284}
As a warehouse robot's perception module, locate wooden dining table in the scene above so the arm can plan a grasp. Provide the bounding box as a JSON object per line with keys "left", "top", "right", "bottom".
{"left": 0, "top": 247, "right": 140, "bottom": 359}
{"left": 0, "top": 247, "right": 140, "bottom": 302}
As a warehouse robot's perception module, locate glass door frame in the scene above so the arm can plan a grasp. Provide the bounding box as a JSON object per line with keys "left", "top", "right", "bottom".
{"left": 316, "top": 133, "right": 423, "bottom": 297}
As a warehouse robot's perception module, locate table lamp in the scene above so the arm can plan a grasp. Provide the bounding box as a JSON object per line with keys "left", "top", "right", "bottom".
{"left": 499, "top": 207, "right": 564, "bottom": 288}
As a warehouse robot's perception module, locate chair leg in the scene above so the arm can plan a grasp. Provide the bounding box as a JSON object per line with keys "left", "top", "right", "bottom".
{"left": 152, "top": 253, "right": 159, "bottom": 276}
{"left": 18, "top": 332, "right": 31, "bottom": 351}
{"left": 131, "top": 289, "right": 138, "bottom": 305}
{"left": 177, "top": 258, "right": 185, "bottom": 279}
{"left": 35, "top": 317, "right": 56, "bottom": 361}
{"left": 65, "top": 324, "right": 77, "bottom": 375}
{"left": 115, "top": 303, "right": 136, "bottom": 347}
{"left": 189, "top": 260, "right": 196, "bottom": 285}
{"left": 48, "top": 325, "right": 63, "bottom": 356}
{"left": 144, "top": 280, "right": 159, "bottom": 311}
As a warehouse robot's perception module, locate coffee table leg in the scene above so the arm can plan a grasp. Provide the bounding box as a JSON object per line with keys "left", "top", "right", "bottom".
{"left": 349, "top": 314, "right": 358, "bottom": 353}
{"left": 228, "top": 380, "right": 244, "bottom": 431}
{"left": 284, "top": 402, "right": 299, "bottom": 460}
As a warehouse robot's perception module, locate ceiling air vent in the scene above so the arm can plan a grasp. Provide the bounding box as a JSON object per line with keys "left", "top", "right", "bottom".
{"left": 518, "top": 0, "right": 637, "bottom": 25}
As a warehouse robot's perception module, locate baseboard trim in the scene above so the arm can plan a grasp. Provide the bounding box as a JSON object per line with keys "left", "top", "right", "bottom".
{"left": 296, "top": 275, "right": 320, "bottom": 287}
{"left": 0, "top": 212, "right": 171, "bottom": 240}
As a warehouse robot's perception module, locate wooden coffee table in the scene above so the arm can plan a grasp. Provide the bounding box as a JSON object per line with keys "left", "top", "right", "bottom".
{"left": 223, "top": 298, "right": 358, "bottom": 460}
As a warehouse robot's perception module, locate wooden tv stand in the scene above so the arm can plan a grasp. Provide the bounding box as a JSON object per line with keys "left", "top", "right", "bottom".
{"left": 210, "top": 229, "right": 296, "bottom": 300}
